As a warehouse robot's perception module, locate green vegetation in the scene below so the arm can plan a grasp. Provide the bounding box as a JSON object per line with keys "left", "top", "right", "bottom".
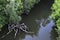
{"left": 51, "top": 0, "right": 60, "bottom": 40}
{"left": 0, "top": 0, "right": 40, "bottom": 31}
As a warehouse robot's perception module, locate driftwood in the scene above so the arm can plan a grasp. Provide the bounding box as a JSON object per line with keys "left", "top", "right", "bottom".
{"left": 0, "top": 23, "right": 34, "bottom": 39}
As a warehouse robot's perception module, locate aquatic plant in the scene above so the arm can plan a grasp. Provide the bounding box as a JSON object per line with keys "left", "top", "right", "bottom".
{"left": 51, "top": 0, "right": 60, "bottom": 40}
{"left": 0, "top": 0, "right": 40, "bottom": 31}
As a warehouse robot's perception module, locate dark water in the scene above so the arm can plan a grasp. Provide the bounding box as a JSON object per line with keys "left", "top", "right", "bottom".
{"left": 0, "top": 0, "right": 57, "bottom": 40}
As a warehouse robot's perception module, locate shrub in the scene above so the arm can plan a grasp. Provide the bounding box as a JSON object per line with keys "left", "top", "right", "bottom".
{"left": 51, "top": 0, "right": 60, "bottom": 40}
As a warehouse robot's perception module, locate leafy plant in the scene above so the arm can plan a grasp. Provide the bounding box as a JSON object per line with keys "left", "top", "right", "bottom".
{"left": 51, "top": 0, "right": 60, "bottom": 40}
{"left": 0, "top": 0, "right": 40, "bottom": 31}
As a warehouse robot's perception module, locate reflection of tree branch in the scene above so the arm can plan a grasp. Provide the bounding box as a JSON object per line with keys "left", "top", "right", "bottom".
{"left": 0, "top": 23, "right": 34, "bottom": 39}
{"left": 20, "top": 27, "right": 34, "bottom": 33}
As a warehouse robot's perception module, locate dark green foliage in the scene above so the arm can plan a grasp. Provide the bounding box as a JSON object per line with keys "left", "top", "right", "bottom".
{"left": 0, "top": 0, "right": 9, "bottom": 31}
{"left": 0, "top": 15, "right": 7, "bottom": 31}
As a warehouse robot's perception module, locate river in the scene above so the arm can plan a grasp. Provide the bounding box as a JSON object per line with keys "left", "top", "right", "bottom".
{"left": 0, "top": 0, "right": 57, "bottom": 40}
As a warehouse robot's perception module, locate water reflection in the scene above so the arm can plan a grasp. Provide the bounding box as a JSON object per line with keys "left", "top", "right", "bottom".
{"left": 0, "top": 0, "right": 54, "bottom": 40}
{"left": 23, "top": 19, "right": 55, "bottom": 40}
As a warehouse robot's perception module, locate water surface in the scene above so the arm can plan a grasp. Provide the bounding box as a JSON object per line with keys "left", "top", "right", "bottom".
{"left": 0, "top": 0, "right": 56, "bottom": 40}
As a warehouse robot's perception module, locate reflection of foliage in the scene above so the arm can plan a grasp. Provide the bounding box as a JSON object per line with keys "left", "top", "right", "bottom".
{"left": 23, "top": 0, "right": 40, "bottom": 14}
{"left": 51, "top": 0, "right": 60, "bottom": 40}
{"left": 0, "top": 0, "right": 40, "bottom": 31}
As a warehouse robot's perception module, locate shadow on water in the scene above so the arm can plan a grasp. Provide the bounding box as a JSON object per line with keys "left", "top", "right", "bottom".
{"left": 0, "top": 0, "right": 57, "bottom": 40}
